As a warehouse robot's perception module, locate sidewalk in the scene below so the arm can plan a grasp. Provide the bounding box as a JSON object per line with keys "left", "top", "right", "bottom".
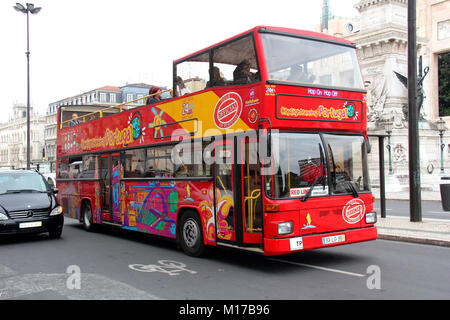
{"left": 376, "top": 216, "right": 450, "bottom": 247}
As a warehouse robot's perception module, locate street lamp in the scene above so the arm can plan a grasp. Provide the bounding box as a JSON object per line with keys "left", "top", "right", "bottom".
{"left": 436, "top": 118, "right": 446, "bottom": 174}
{"left": 384, "top": 119, "right": 394, "bottom": 175}
{"left": 13, "top": 2, "right": 42, "bottom": 170}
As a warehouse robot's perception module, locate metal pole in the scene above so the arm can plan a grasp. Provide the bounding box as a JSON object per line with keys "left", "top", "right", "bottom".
{"left": 378, "top": 136, "right": 386, "bottom": 218}
{"left": 26, "top": 8, "right": 31, "bottom": 170}
{"left": 440, "top": 132, "right": 445, "bottom": 173}
{"left": 408, "top": 0, "right": 422, "bottom": 222}
{"left": 387, "top": 131, "right": 393, "bottom": 174}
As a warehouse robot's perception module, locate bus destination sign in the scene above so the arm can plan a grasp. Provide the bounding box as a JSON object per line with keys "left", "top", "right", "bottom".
{"left": 276, "top": 94, "right": 363, "bottom": 123}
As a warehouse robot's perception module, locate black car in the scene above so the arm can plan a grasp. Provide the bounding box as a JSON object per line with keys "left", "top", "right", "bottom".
{"left": 0, "top": 170, "right": 63, "bottom": 238}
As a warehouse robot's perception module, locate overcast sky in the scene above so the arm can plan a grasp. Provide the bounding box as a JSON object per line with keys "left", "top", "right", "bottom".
{"left": 0, "top": 0, "right": 360, "bottom": 120}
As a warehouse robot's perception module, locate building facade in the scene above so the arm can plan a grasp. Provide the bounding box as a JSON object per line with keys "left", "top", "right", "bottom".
{"left": 0, "top": 104, "right": 45, "bottom": 169}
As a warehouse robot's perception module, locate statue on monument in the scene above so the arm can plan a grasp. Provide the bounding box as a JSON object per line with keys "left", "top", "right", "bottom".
{"left": 366, "top": 75, "right": 388, "bottom": 123}
{"left": 393, "top": 57, "right": 429, "bottom": 121}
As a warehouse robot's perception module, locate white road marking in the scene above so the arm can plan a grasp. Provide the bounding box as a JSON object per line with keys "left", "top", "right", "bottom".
{"left": 270, "top": 258, "right": 366, "bottom": 278}
{"left": 0, "top": 264, "right": 162, "bottom": 300}
{"left": 129, "top": 260, "right": 197, "bottom": 276}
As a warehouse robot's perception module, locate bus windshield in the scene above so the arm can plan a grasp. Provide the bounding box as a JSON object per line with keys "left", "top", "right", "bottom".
{"left": 267, "top": 133, "right": 370, "bottom": 199}
{"left": 261, "top": 33, "right": 365, "bottom": 90}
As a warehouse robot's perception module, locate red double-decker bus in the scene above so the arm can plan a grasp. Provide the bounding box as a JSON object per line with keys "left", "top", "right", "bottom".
{"left": 56, "top": 26, "right": 377, "bottom": 256}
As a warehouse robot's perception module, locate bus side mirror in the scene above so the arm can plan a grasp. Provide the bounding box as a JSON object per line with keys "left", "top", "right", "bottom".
{"left": 366, "top": 137, "right": 371, "bottom": 154}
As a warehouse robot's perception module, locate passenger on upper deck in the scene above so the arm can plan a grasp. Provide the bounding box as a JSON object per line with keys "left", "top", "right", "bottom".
{"left": 70, "top": 113, "right": 80, "bottom": 126}
{"left": 146, "top": 87, "right": 162, "bottom": 105}
{"left": 176, "top": 76, "right": 191, "bottom": 96}
{"left": 233, "top": 59, "right": 252, "bottom": 85}
{"left": 233, "top": 59, "right": 259, "bottom": 85}
{"left": 206, "top": 67, "right": 226, "bottom": 88}
{"left": 288, "top": 65, "right": 315, "bottom": 83}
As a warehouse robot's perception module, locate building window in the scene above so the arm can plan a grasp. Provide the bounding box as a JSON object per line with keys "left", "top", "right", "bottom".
{"left": 439, "top": 52, "right": 450, "bottom": 117}
{"left": 110, "top": 93, "right": 116, "bottom": 103}
{"left": 127, "top": 94, "right": 133, "bottom": 103}
{"left": 100, "top": 93, "right": 106, "bottom": 102}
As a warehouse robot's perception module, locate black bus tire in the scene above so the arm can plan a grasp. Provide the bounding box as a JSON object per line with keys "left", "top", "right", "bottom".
{"left": 179, "top": 211, "right": 206, "bottom": 257}
{"left": 82, "top": 201, "right": 95, "bottom": 232}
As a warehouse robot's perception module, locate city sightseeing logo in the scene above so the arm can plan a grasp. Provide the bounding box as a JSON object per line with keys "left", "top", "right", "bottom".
{"left": 342, "top": 198, "right": 365, "bottom": 224}
{"left": 213, "top": 92, "right": 243, "bottom": 129}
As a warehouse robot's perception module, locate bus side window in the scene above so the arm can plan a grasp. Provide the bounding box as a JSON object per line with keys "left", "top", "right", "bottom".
{"left": 212, "top": 34, "right": 260, "bottom": 87}
{"left": 123, "top": 149, "right": 145, "bottom": 177}
{"left": 82, "top": 155, "right": 97, "bottom": 178}
{"left": 176, "top": 51, "right": 209, "bottom": 96}
{"left": 57, "top": 158, "right": 69, "bottom": 179}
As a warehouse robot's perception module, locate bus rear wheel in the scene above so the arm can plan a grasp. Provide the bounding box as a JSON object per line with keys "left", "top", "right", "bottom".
{"left": 82, "top": 202, "right": 95, "bottom": 232}
{"left": 179, "top": 211, "right": 205, "bottom": 257}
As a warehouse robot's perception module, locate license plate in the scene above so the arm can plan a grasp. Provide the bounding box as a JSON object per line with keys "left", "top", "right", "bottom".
{"left": 289, "top": 237, "right": 304, "bottom": 251}
{"left": 322, "top": 234, "right": 345, "bottom": 245}
{"left": 19, "top": 221, "right": 42, "bottom": 229}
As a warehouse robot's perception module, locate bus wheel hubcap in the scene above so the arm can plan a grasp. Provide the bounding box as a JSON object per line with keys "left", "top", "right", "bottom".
{"left": 183, "top": 219, "right": 198, "bottom": 248}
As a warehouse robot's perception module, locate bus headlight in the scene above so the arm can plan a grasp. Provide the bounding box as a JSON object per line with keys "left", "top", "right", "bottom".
{"left": 278, "top": 221, "right": 293, "bottom": 235}
{"left": 50, "top": 206, "right": 63, "bottom": 216}
{"left": 365, "top": 212, "right": 377, "bottom": 224}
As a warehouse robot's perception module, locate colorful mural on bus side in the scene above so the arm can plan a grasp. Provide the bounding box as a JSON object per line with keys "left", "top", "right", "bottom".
{"left": 58, "top": 87, "right": 255, "bottom": 245}
{"left": 59, "top": 177, "right": 240, "bottom": 245}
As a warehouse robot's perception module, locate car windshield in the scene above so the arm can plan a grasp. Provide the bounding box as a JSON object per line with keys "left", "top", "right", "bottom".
{"left": 261, "top": 33, "right": 365, "bottom": 90}
{"left": 0, "top": 172, "right": 47, "bottom": 194}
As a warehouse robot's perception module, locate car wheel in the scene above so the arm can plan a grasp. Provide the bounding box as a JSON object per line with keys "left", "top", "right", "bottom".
{"left": 179, "top": 211, "right": 205, "bottom": 257}
{"left": 82, "top": 202, "right": 95, "bottom": 232}
{"left": 49, "top": 227, "right": 63, "bottom": 239}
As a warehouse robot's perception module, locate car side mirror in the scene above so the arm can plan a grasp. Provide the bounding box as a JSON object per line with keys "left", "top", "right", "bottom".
{"left": 52, "top": 187, "right": 59, "bottom": 194}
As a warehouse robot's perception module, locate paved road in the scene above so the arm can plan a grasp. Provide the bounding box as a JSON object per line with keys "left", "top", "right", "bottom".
{"left": 1, "top": 217, "right": 450, "bottom": 301}
{"left": 375, "top": 199, "right": 450, "bottom": 220}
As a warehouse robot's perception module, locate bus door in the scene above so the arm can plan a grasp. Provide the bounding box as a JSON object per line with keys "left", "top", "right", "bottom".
{"left": 240, "top": 138, "right": 263, "bottom": 244}
{"left": 100, "top": 153, "right": 122, "bottom": 225}
{"left": 214, "top": 139, "right": 237, "bottom": 243}
{"left": 110, "top": 153, "right": 123, "bottom": 225}
{"left": 100, "top": 154, "right": 111, "bottom": 222}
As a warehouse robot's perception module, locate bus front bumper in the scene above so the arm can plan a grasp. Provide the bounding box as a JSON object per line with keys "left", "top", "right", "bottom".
{"left": 263, "top": 226, "right": 377, "bottom": 256}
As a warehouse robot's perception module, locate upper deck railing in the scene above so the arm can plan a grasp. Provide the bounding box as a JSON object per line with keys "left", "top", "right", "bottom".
{"left": 60, "top": 89, "right": 173, "bottom": 129}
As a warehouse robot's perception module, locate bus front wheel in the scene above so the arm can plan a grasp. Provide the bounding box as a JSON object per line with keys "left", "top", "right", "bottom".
{"left": 179, "top": 211, "right": 205, "bottom": 257}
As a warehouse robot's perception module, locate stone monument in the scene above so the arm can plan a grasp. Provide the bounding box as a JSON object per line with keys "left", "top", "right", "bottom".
{"left": 345, "top": 0, "right": 443, "bottom": 199}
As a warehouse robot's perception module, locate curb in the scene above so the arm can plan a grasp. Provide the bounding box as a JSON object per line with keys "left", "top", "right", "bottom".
{"left": 377, "top": 233, "right": 450, "bottom": 247}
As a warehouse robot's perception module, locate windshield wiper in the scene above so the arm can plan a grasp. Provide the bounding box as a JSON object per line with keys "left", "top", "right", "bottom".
{"left": 302, "top": 144, "right": 326, "bottom": 202}
{"left": 301, "top": 172, "right": 323, "bottom": 202}
{"left": 5, "top": 190, "right": 21, "bottom": 193}
{"left": 5, "top": 189, "right": 45, "bottom": 193}
{"left": 346, "top": 181, "right": 359, "bottom": 198}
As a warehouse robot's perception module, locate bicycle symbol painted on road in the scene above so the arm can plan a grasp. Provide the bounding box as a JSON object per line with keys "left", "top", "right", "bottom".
{"left": 128, "top": 260, "right": 197, "bottom": 276}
